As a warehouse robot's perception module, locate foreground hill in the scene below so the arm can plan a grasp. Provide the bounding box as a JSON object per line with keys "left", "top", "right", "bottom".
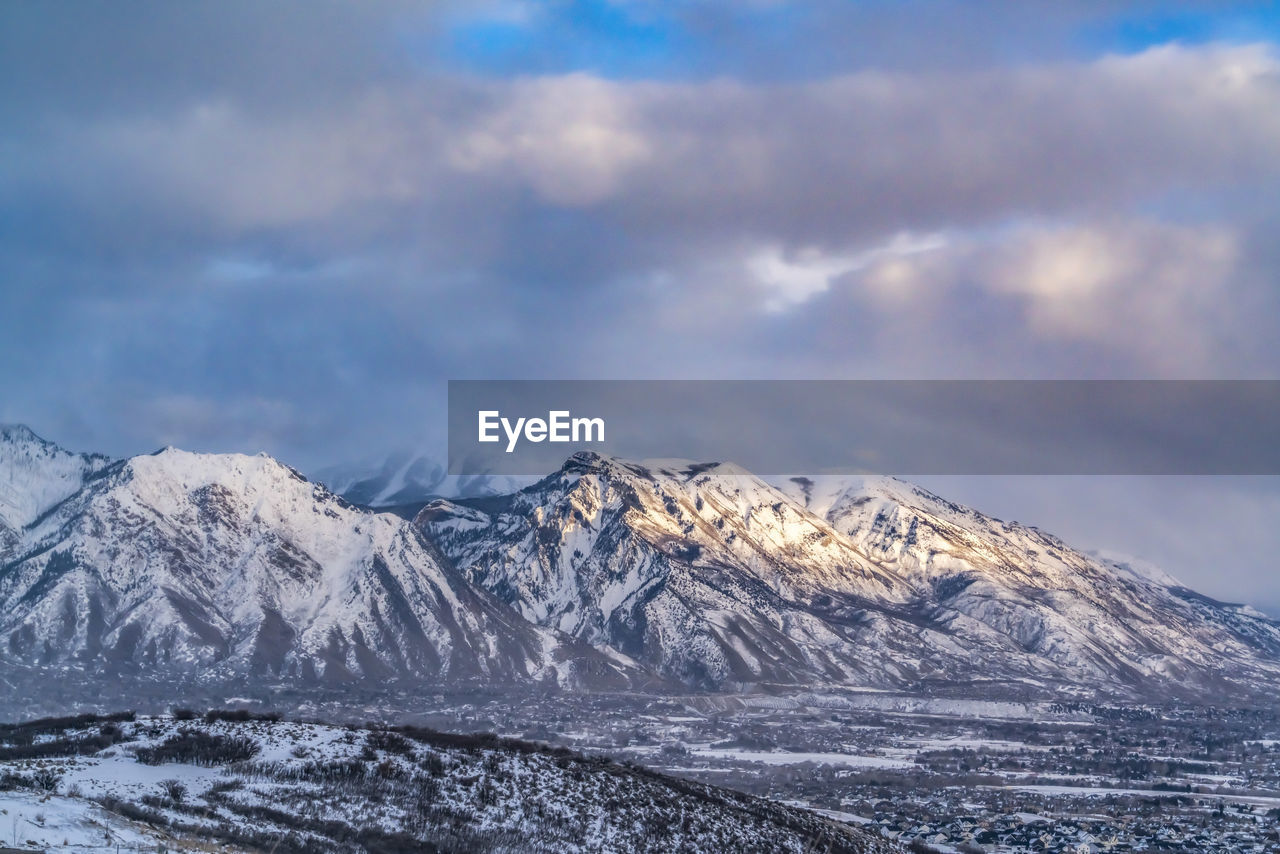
{"left": 0, "top": 712, "right": 896, "bottom": 853}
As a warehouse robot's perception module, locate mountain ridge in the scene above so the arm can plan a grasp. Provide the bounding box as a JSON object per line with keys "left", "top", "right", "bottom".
{"left": 421, "top": 453, "right": 1280, "bottom": 697}
{"left": 0, "top": 433, "right": 636, "bottom": 689}
{"left": 0, "top": 423, "right": 113, "bottom": 538}
{"left": 2, "top": 430, "right": 1278, "bottom": 702}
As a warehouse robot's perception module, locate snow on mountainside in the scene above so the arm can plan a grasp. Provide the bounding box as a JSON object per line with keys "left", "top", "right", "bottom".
{"left": 1090, "top": 548, "right": 1185, "bottom": 589}
{"left": 0, "top": 432, "right": 631, "bottom": 688}
{"left": 422, "top": 456, "right": 1280, "bottom": 696}
{"left": 779, "top": 475, "right": 1280, "bottom": 689}
{"left": 0, "top": 424, "right": 111, "bottom": 541}
{"left": 419, "top": 453, "right": 943, "bottom": 689}
{"left": 0, "top": 713, "right": 894, "bottom": 853}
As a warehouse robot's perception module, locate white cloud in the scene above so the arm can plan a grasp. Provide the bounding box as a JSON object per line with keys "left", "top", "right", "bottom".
{"left": 833, "top": 220, "right": 1245, "bottom": 374}
{"left": 984, "top": 222, "right": 1238, "bottom": 349}
{"left": 748, "top": 232, "right": 947, "bottom": 311}
{"left": 446, "top": 73, "right": 653, "bottom": 205}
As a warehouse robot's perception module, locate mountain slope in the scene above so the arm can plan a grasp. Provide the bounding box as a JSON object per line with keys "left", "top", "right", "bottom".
{"left": 0, "top": 436, "right": 631, "bottom": 688}
{"left": 784, "top": 475, "right": 1280, "bottom": 690}
{"left": 421, "top": 455, "right": 1280, "bottom": 696}
{"left": 420, "top": 454, "right": 987, "bottom": 689}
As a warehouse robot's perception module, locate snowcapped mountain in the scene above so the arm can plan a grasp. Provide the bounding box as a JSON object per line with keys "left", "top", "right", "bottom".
{"left": 4, "top": 426, "right": 1278, "bottom": 700}
{"left": 421, "top": 454, "right": 1280, "bottom": 696}
{"left": 418, "top": 453, "right": 937, "bottom": 689}
{"left": 0, "top": 424, "right": 111, "bottom": 553}
{"left": 0, "top": 430, "right": 631, "bottom": 687}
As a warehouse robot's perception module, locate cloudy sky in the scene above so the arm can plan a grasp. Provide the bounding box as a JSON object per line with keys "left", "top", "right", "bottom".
{"left": 2, "top": 2, "right": 1278, "bottom": 608}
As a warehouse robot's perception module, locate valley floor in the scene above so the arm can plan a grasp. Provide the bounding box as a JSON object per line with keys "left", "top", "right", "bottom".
{"left": 540, "top": 691, "right": 1280, "bottom": 852}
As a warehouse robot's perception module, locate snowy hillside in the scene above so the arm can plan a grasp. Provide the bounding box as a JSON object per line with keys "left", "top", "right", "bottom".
{"left": 0, "top": 712, "right": 896, "bottom": 853}
{"left": 789, "top": 476, "right": 1280, "bottom": 682}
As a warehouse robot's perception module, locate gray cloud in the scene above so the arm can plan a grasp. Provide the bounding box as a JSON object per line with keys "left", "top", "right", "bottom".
{"left": 8, "top": 44, "right": 1280, "bottom": 245}
{"left": 0, "top": 1, "right": 432, "bottom": 119}
{"left": 762, "top": 217, "right": 1280, "bottom": 377}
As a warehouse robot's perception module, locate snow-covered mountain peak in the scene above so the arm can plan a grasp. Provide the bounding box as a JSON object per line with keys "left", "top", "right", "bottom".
{"left": 2, "top": 439, "right": 631, "bottom": 687}
{"left": 852, "top": 475, "right": 957, "bottom": 506}
{"left": 420, "top": 454, "right": 932, "bottom": 687}
{"left": 776, "top": 474, "right": 993, "bottom": 526}
{"left": 124, "top": 446, "right": 311, "bottom": 494}
{"left": 553, "top": 454, "right": 822, "bottom": 518}
{"left": 85, "top": 446, "right": 377, "bottom": 547}
{"left": 0, "top": 423, "right": 112, "bottom": 531}
{"left": 4, "top": 431, "right": 1279, "bottom": 699}
{"left": 0, "top": 423, "right": 39, "bottom": 442}
{"left": 557, "top": 450, "right": 670, "bottom": 482}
